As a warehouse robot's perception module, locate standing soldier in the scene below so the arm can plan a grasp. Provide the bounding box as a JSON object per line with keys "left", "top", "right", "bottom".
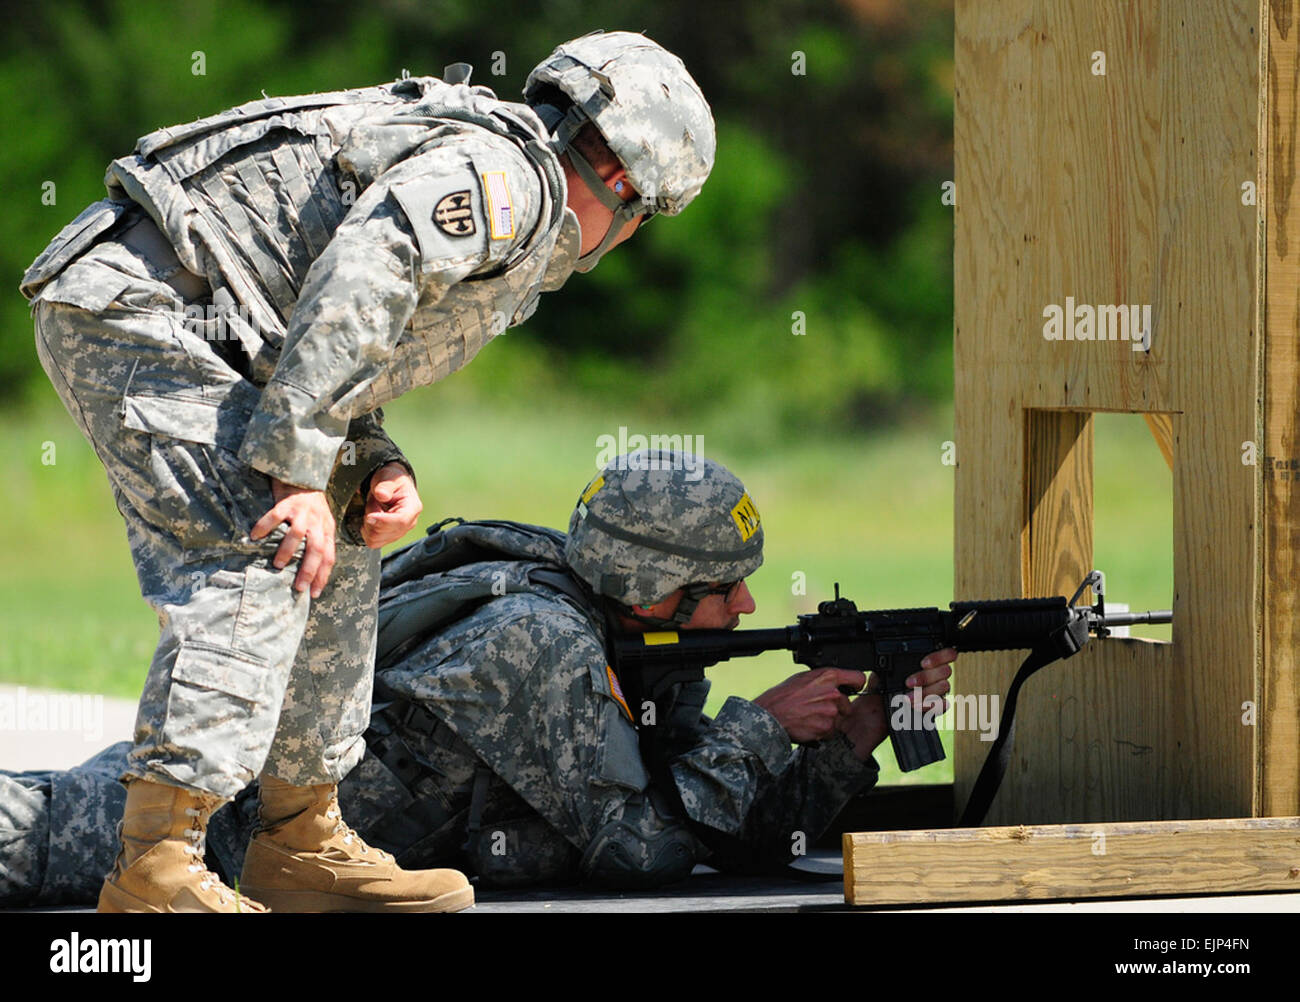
{"left": 18, "top": 29, "right": 715, "bottom": 913}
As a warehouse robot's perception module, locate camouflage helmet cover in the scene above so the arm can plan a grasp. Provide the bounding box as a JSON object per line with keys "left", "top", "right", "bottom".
{"left": 565, "top": 450, "right": 763, "bottom": 607}
{"left": 524, "top": 30, "right": 716, "bottom": 215}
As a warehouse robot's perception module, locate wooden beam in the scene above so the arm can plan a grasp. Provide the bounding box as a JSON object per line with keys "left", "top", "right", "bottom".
{"left": 1258, "top": 0, "right": 1300, "bottom": 818}
{"left": 844, "top": 817, "right": 1300, "bottom": 905}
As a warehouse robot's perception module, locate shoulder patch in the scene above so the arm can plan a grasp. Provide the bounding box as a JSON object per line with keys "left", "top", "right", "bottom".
{"left": 433, "top": 191, "right": 475, "bottom": 237}
{"left": 606, "top": 665, "right": 634, "bottom": 722}
{"left": 387, "top": 163, "right": 488, "bottom": 276}
{"left": 480, "top": 170, "right": 515, "bottom": 240}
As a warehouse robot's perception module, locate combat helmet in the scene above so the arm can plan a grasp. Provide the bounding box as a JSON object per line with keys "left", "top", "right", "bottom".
{"left": 566, "top": 450, "right": 763, "bottom": 626}
{"left": 525, "top": 30, "right": 716, "bottom": 271}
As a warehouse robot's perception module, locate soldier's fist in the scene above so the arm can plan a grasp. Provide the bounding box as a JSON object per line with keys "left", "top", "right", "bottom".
{"left": 362, "top": 463, "right": 422, "bottom": 548}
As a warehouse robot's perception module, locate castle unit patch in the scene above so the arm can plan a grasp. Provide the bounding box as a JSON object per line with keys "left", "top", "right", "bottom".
{"left": 433, "top": 190, "right": 475, "bottom": 237}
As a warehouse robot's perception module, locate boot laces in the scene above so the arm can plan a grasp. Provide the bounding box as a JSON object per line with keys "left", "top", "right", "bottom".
{"left": 324, "top": 802, "right": 390, "bottom": 861}
{"left": 184, "top": 805, "right": 236, "bottom": 905}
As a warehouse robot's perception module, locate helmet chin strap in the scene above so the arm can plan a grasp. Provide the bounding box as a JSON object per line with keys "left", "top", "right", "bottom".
{"left": 532, "top": 99, "right": 653, "bottom": 272}
{"left": 565, "top": 143, "right": 647, "bottom": 273}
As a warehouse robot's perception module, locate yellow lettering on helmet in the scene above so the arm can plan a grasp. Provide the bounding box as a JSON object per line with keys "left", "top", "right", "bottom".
{"left": 580, "top": 475, "right": 605, "bottom": 504}
{"left": 730, "top": 493, "right": 761, "bottom": 542}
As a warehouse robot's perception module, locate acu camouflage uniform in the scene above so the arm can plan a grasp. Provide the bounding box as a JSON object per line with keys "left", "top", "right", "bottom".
{"left": 18, "top": 70, "right": 581, "bottom": 803}
{"left": 0, "top": 519, "right": 879, "bottom": 902}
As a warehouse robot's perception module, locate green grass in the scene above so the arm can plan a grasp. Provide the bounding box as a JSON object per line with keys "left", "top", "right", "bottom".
{"left": 0, "top": 383, "right": 1174, "bottom": 785}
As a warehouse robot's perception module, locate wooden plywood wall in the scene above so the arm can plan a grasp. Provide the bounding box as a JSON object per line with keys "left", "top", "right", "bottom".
{"left": 953, "top": 0, "right": 1299, "bottom": 823}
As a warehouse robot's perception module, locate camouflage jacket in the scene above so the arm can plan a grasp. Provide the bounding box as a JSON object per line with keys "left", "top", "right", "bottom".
{"left": 23, "top": 75, "right": 581, "bottom": 492}
{"left": 369, "top": 521, "right": 881, "bottom": 883}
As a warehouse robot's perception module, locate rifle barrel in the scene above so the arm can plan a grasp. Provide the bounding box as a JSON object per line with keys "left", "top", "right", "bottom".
{"left": 1100, "top": 609, "right": 1172, "bottom": 626}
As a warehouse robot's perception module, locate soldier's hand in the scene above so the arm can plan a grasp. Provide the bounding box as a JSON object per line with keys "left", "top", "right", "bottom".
{"left": 251, "top": 479, "right": 336, "bottom": 598}
{"left": 752, "top": 667, "right": 868, "bottom": 744}
{"left": 837, "top": 650, "right": 956, "bottom": 762}
{"left": 362, "top": 463, "right": 422, "bottom": 548}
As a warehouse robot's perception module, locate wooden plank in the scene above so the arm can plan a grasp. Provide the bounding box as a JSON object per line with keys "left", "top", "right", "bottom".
{"left": 954, "top": 0, "right": 1260, "bottom": 824}
{"left": 844, "top": 816, "right": 1300, "bottom": 905}
{"left": 1259, "top": 0, "right": 1300, "bottom": 817}
{"left": 1158, "top": 0, "right": 1261, "bottom": 824}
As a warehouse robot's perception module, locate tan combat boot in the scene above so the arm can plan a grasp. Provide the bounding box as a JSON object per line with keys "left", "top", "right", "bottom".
{"left": 98, "top": 777, "right": 268, "bottom": 913}
{"left": 239, "top": 775, "right": 474, "bottom": 913}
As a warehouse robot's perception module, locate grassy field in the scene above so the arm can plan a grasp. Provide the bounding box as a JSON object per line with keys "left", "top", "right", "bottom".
{"left": 0, "top": 374, "right": 1172, "bottom": 784}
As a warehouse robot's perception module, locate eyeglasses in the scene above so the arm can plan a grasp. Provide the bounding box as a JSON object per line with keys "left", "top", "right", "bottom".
{"left": 684, "top": 580, "right": 744, "bottom": 603}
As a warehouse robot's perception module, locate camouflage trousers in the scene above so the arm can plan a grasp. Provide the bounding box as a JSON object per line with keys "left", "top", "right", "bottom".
{"left": 31, "top": 215, "right": 379, "bottom": 801}
{"left": 0, "top": 742, "right": 258, "bottom": 905}
{"left": 0, "top": 723, "right": 580, "bottom": 906}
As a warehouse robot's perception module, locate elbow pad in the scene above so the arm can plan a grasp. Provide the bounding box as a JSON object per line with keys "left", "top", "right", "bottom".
{"left": 578, "top": 791, "right": 699, "bottom": 890}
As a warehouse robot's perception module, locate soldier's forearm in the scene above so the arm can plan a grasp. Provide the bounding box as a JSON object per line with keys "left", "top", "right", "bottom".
{"left": 236, "top": 193, "right": 424, "bottom": 489}
{"left": 664, "top": 697, "right": 794, "bottom": 835}
{"left": 336, "top": 409, "right": 414, "bottom": 500}
{"left": 690, "top": 734, "right": 879, "bottom": 875}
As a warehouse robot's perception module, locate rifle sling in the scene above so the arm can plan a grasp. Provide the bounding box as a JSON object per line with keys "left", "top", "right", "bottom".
{"left": 957, "top": 644, "right": 1061, "bottom": 827}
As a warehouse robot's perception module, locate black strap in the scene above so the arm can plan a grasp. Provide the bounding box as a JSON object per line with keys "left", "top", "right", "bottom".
{"left": 461, "top": 765, "right": 492, "bottom": 853}
{"left": 365, "top": 696, "right": 484, "bottom": 853}
{"left": 527, "top": 566, "right": 598, "bottom": 616}
{"left": 358, "top": 723, "right": 463, "bottom": 853}
{"left": 957, "top": 645, "right": 1061, "bottom": 827}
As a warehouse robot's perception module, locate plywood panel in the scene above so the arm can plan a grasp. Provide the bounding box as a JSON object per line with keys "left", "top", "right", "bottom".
{"left": 954, "top": 1, "right": 1260, "bottom": 823}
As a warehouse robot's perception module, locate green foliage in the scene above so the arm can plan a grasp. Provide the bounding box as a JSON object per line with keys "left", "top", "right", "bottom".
{"left": 0, "top": 0, "right": 407, "bottom": 395}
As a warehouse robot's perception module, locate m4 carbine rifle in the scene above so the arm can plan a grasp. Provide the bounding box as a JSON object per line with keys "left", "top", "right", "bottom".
{"left": 612, "top": 571, "right": 1171, "bottom": 825}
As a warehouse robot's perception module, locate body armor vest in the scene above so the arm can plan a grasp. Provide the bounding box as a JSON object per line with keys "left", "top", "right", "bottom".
{"left": 102, "top": 77, "right": 571, "bottom": 416}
